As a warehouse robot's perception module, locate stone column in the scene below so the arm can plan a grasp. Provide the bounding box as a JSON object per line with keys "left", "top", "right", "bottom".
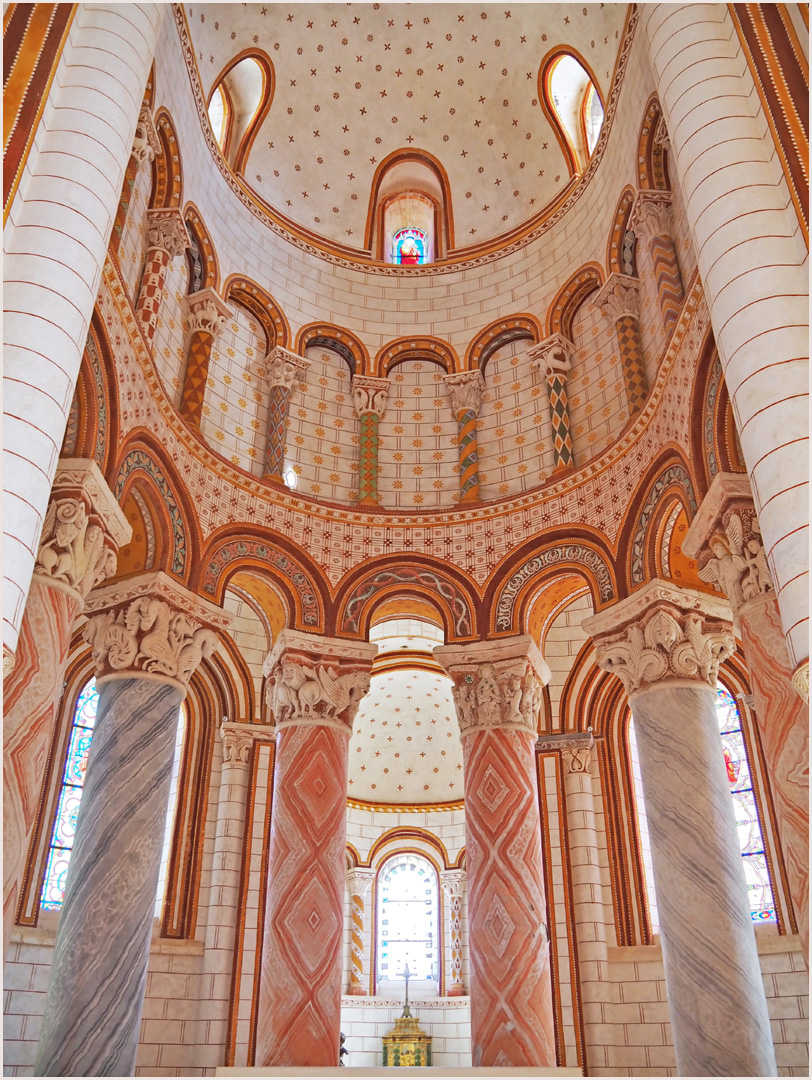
{"left": 110, "top": 105, "right": 161, "bottom": 259}
{"left": 594, "top": 273, "right": 648, "bottom": 417}
{"left": 683, "top": 472, "right": 809, "bottom": 965}
{"left": 3, "top": 459, "right": 130, "bottom": 958}
{"left": 135, "top": 207, "right": 189, "bottom": 347}
{"left": 434, "top": 636, "right": 556, "bottom": 1067}
{"left": 34, "top": 571, "right": 231, "bottom": 1077}
{"left": 346, "top": 867, "right": 375, "bottom": 995}
{"left": 256, "top": 630, "right": 377, "bottom": 1067}
{"left": 443, "top": 370, "right": 485, "bottom": 504}
{"left": 440, "top": 868, "right": 466, "bottom": 997}
{"left": 629, "top": 190, "right": 684, "bottom": 338}
{"left": 583, "top": 581, "right": 776, "bottom": 1077}
{"left": 179, "top": 288, "right": 232, "bottom": 427}
{"left": 253, "top": 347, "right": 311, "bottom": 484}
{"left": 528, "top": 335, "right": 576, "bottom": 473}
{"left": 352, "top": 376, "right": 390, "bottom": 506}
{"left": 642, "top": 4, "right": 809, "bottom": 682}
{"left": 538, "top": 732, "right": 608, "bottom": 1073}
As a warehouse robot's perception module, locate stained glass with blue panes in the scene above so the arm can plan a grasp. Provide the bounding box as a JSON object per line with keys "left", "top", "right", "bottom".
{"left": 392, "top": 228, "right": 427, "bottom": 265}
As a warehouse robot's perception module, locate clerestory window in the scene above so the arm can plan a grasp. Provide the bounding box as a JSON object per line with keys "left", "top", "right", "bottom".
{"left": 377, "top": 853, "right": 439, "bottom": 989}
{"left": 541, "top": 52, "right": 604, "bottom": 175}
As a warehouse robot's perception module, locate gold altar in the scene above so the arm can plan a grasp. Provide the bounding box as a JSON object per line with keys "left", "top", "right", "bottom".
{"left": 382, "top": 1011, "right": 432, "bottom": 1068}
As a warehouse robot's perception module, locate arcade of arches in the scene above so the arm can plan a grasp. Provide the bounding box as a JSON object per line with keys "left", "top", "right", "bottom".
{"left": 3, "top": 4, "right": 808, "bottom": 1077}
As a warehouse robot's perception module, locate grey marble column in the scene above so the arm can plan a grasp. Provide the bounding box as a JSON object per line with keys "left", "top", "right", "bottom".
{"left": 34, "top": 572, "right": 231, "bottom": 1077}
{"left": 584, "top": 580, "right": 776, "bottom": 1078}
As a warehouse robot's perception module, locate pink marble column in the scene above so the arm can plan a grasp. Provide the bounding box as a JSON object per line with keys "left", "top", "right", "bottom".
{"left": 585, "top": 581, "right": 776, "bottom": 1077}
{"left": 434, "top": 636, "right": 556, "bottom": 1068}
{"left": 3, "top": 459, "right": 130, "bottom": 957}
{"left": 256, "top": 630, "right": 376, "bottom": 1067}
{"left": 684, "top": 472, "right": 809, "bottom": 965}
{"left": 135, "top": 208, "right": 188, "bottom": 347}
{"left": 346, "top": 867, "right": 375, "bottom": 995}
{"left": 440, "top": 868, "right": 466, "bottom": 997}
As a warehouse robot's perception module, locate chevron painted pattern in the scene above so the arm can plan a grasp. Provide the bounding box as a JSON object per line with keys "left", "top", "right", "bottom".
{"left": 264, "top": 384, "right": 293, "bottom": 481}
{"left": 357, "top": 411, "right": 380, "bottom": 504}
{"left": 179, "top": 328, "right": 214, "bottom": 427}
{"left": 615, "top": 314, "right": 648, "bottom": 416}
{"left": 463, "top": 727, "right": 556, "bottom": 1067}
{"left": 134, "top": 247, "right": 169, "bottom": 346}
{"left": 649, "top": 232, "right": 684, "bottom": 338}
{"left": 256, "top": 723, "right": 349, "bottom": 1066}
{"left": 457, "top": 408, "right": 480, "bottom": 502}
{"left": 110, "top": 152, "right": 138, "bottom": 259}
{"left": 546, "top": 373, "right": 574, "bottom": 470}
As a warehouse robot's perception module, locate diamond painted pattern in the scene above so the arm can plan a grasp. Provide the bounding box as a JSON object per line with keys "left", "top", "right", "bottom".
{"left": 616, "top": 313, "right": 648, "bottom": 416}
{"left": 546, "top": 374, "right": 573, "bottom": 468}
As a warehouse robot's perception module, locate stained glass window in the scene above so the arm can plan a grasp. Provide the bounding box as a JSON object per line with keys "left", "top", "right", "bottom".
{"left": 716, "top": 684, "right": 776, "bottom": 922}
{"left": 392, "top": 228, "right": 428, "bottom": 265}
{"left": 377, "top": 854, "right": 439, "bottom": 983}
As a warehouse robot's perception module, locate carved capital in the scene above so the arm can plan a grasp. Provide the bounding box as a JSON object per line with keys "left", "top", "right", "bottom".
{"left": 537, "top": 731, "right": 594, "bottom": 774}
{"left": 792, "top": 660, "right": 809, "bottom": 704}
{"left": 440, "top": 869, "right": 466, "bottom": 899}
{"left": 146, "top": 207, "right": 189, "bottom": 258}
{"left": 186, "top": 287, "right": 231, "bottom": 337}
{"left": 628, "top": 190, "right": 673, "bottom": 243}
{"left": 527, "top": 335, "right": 575, "bottom": 379}
{"left": 252, "top": 346, "right": 310, "bottom": 390}
{"left": 352, "top": 375, "right": 390, "bottom": 420}
{"left": 220, "top": 720, "right": 273, "bottom": 763}
{"left": 34, "top": 459, "right": 132, "bottom": 603}
{"left": 654, "top": 114, "right": 671, "bottom": 151}
{"left": 346, "top": 867, "right": 375, "bottom": 900}
{"left": 263, "top": 629, "right": 377, "bottom": 733}
{"left": 594, "top": 273, "right": 640, "bottom": 322}
{"left": 443, "top": 370, "right": 485, "bottom": 417}
{"left": 682, "top": 474, "right": 774, "bottom": 616}
{"left": 583, "top": 580, "right": 735, "bottom": 698}
{"left": 434, "top": 635, "right": 550, "bottom": 738}
{"left": 82, "top": 571, "right": 231, "bottom": 694}
{"left": 132, "top": 105, "right": 161, "bottom": 167}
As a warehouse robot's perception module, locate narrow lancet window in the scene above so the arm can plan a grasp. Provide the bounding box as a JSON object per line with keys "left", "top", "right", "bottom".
{"left": 377, "top": 854, "right": 439, "bottom": 988}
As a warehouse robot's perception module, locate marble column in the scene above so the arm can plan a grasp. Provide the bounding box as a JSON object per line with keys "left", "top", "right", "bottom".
{"left": 34, "top": 572, "right": 231, "bottom": 1077}
{"left": 351, "top": 376, "right": 390, "bottom": 506}
{"left": 629, "top": 190, "right": 684, "bottom": 338}
{"left": 110, "top": 105, "right": 161, "bottom": 259}
{"left": 584, "top": 580, "right": 776, "bottom": 1077}
{"left": 528, "top": 335, "right": 576, "bottom": 473}
{"left": 253, "top": 347, "right": 311, "bottom": 484}
{"left": 440, "top": 868, "right": 466, "bottom": 997}
{"left": 594, "top": 273, "right": 648, "bottom": 417}
{"left": 135, "top": 207, "right": 189, "bottom": 347}
{"left": 256, "top": 630, "right": 377, "bottom": 1067}
{"left": 346, "top": 867, "right": 375, "bottom": 995}
{"left": 443, "top": 370, "right": 485, "bottom": 504}
{"left": 434, "top": 636, "right": 556, "bottom": 1067}
{"left": 684, "top": 472, "right": 809, "bottom": 965}
{"left": 538, "top": 732, "right": 609, "bottom": 1073}
{"left": 3, "top": 459, "right": 130, "bottom": 959}
{"left": 179, "top": 288, "right": 232, "bottom": 427}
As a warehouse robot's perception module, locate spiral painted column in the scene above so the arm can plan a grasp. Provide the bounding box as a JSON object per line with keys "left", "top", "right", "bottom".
{"left": 434, "top": 636, "right": 556, "bottom": 1067}
{"left": 110, "top": 106, "right": 160, "bottom": 259}
{"left": 684, "top": 472, "right": 809, "bottom": 965}
{"left": 134, "top": 207, "right": 188, "bottom": 347}
{"left": 34, "top": 571, "right": 231, "bottom": 1077}
{"left": 443, "top": 371, "right": 485, "bottom": 504}
{"left": 254, "top": 347, "right": 311, "bottom": 484}
{"left": 529, "top": 335, "right": 576, "bottom": 473}
{"left": 440, "top": 869, "right": 466, "bottom": 997}
{"left": 352, "top": 376, "right": 390, "bottom": 506}
{"left": 594, "top": 272, "right": 648, "bottom": 417}
{"left": 346, "top": 867, "right": 375, "bottom": 995}
{"left": 256, "top": 630, "right": 377, "bottom": 1067}
{"left": 585, "top": 581, "right": 776, "bottom": 1077}
{"left": 3, "top": 460, "right": 130, "bottom": 958}
{"left": 629, "top": 190, "right": 684, "bottom": 339}
{"left": 179, "top": 288, "right": 232, "bottom": 427}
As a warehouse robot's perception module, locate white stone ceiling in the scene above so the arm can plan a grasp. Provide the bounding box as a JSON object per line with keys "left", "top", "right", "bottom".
{"left": 184, "top": 3, "right": 628, "bottom": 252}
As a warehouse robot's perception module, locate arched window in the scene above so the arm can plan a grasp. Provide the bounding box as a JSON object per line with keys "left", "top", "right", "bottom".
{"left": 541, "top": 52, "right": 604, "bottom": 175}
{"left": 392, "top": 227, "right": 429, "bottom": 265}
{"left": 377, "top": 853, "right": 439, "bottom": 989}
{"left": 367, "top": 153, "right": 453, "bottom": 262}
{"left": 208, "top": 82, "right": 231, "bottom": 153}
{"left": 41, "top": 679, "right": 187, "bottom": 915}
{"left": 207, "top": 53, "right": 273, "bottom": 173}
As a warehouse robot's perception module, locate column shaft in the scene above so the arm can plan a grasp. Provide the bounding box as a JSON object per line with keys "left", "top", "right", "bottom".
{"left": 357, "top": 412, "right": 381, "bottom": 505}
{"left": 546, "top": 371, "right": 574, "bottom": 471}
{"left": 456, "top": 408, "right": 481, "bottom": 502}
{"left": 615, "top": 313, "right": 648, "bottom": 416}
{"left": 180, "top": 327, "right": 214, "bottom": 425}
{"left": 109, "top": 152, "right": 139, "bottom": 259}
{"left": 34, "top": 677, "right": 184, "bottom": 1076}
{"left": 135, "top": 245, "right": 170, "bottom": 346}
{"left": 265, "top": 383, "right": 294, "bottom": 482}
{"left": 346, "top": 869, "right": 374, "bottom": 996}
{"left": 647, "top": 230, "right": 684, "bottom": 337}
{"left": 440, "top": 872, "right": 466, "bottom": 997}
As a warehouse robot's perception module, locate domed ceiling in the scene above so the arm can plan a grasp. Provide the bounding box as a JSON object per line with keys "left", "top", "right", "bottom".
{"left": 183, "top": 3, "right": 630, "bottom": 256}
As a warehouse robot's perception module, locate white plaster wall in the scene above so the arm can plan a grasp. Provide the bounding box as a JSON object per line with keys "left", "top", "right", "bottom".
{"left": 340, "top": 995, "right": 472, "bottom": 1069}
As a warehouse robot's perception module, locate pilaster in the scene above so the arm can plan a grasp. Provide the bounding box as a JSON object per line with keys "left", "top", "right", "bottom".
{"left": 443, "top": 370, "right": 485, "bottom": 504}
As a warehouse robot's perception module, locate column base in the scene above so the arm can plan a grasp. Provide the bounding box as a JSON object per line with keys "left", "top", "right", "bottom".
{"left": 447, "top": 985, "right": 466, "bottom": 997}
{"left": 551, "top": 463, "right": 575, "bottom": 477}
{"left": 346, "top": 986, "right": 368, "bottom": 996}
{"left": 356, "top": 497, "right": 380, "bottom": 507}
{"left": 263, "top": 472, "right": 287, "bottom": 487}
{"left": 457, "top": 492, "right": 481, "bottom": 506}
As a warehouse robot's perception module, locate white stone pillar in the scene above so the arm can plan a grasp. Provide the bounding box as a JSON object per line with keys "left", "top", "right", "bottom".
{"left": 440, "top": 869, "right": 466, "bottom": 997}
{"left": 3, "top": 4, "right": 163, "bottom": 674}
{"left": 642, "top": 4, "right": 809, "bottom": 686}
{"left": 346, "top": 867, "right": 375, "bottom": 995}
